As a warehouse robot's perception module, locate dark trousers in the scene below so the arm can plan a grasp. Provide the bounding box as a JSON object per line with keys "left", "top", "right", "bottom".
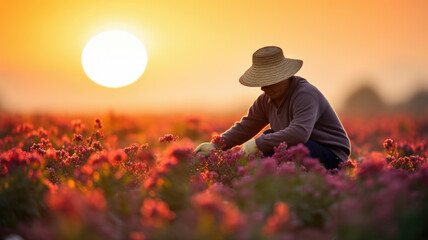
{"left": 304, "top": 140, "right": 342, "bottom": 170}
{"left": 262, "top": 129, "right": 342, "bottom": 170}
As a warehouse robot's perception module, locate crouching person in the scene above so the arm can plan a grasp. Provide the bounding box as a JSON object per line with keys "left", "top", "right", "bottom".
{"left": 194, "top": 46, "right": 350, "bottom": 170}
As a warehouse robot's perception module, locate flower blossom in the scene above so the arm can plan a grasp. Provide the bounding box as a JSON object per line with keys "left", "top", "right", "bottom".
{"left": 211, "top": 135, "right": 225, "bottom": 149}
{"left": 272, "top": 142, "right": 291, "bottom": 163}
{"left": 73, "top": 134, "right": 83, "bottom": 142}
{"left": 94, "top": 118, "right": 103, "bottom": 129}
{"left": 263, "top": 202, "right": 291, "bottom": 235}
{"left": 140, "top": 198, "right": 176, "bottom": 228}
{"left": 159, "top": 134, "right": 179, "bottom": 143}
{"left": 383, "top": 138, "right": 397, "bottom": 157}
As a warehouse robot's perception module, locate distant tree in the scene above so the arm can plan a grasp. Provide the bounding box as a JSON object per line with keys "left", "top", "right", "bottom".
{"left": 397, "top": 90, "right": 428, "bottom": 114}
{"left": 341, "top": 84, "right": 389, "bottom": 116}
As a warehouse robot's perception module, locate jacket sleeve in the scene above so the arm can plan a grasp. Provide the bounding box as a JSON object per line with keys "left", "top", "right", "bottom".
{"left": 255, "top": 92, "right": 320, "bottom": 152}
{"left": 220, "top": 95, "right": 269, "bottom": 149}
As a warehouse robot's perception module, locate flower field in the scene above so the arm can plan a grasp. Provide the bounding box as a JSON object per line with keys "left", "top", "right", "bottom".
{"left": 0, "top": 112, "right": 427, "bottom": 240}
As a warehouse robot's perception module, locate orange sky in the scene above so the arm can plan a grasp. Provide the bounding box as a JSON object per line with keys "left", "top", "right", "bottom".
{"left": 1, "top": 0, "right": 428, "bottom": 114}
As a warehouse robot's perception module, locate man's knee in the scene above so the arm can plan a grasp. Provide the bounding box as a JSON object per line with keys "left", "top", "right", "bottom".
{"left": 305, "top": 140, "right": 341, "bottom": 170}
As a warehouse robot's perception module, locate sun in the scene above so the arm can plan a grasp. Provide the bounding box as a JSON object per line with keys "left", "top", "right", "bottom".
{"left": 81, "top": 30, "right": 148, "bottom": 88}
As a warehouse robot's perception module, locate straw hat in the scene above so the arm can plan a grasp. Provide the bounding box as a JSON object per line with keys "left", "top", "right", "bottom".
{"left": 239, "top": 46, "right": 303, "bottom": 87}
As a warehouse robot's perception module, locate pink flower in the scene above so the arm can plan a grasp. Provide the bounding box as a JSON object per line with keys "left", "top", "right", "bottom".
{"left": 277, "top": 162, "right": 296, "bottom": 176}
{"left": 55, "top": 149, "right": 69, "bottom": 160}
{"left": 71, "top": 119, "right": 82, "bottom": 131}
{"left": 211, "top": 135, "right": 226, "bottom": 149}
{"left": 108, "top": 149, "right": 128, "bottom": 164}
{"left": 37, "top": 127, "right": 48, "bottom": 139}
{"left": 241, "top": 175, "right": 255, "bottom": 185}
{"left": 302, "top": 157, "right": 326, "bottom": 174}
{"left": 159, "top": 134, "right": 179, "bottom": 143}
{"left": 192, "top": 189, "right": 224, "bottom": 213}
{"left": 93, "top": 131, "right": 104, "bottom": 140}
{"left": 140, "top": 198, "right": 176, "bottom": 227}
{"left": 124, "top": 143, "right": 139, "bottom": 155}
{"left": 192, "top": 189, "right": 243, "bottom": 232}
{"left": 0, "top": 148, "right": 45, "bottom": 174}
{"left": 143, "top": 172, "right": 158, "bottom": 189}
{"left": 257, "top": 157, "right": 277, "bottom": 178}
{"left": 190, "top": 172, "right": 207, "bottom": 192}
{"left": 390, "top": 155, "right": 426, "bottom": 172}
{"left": 80, "top": 165, "right": 93, "bottom": 176}
{"left": 272, "top": 142, "right": 292, "bottom": 163}
{"left": 12, "top": 123, "right": 34, "bottom": 134}
{"left": 288, "top": 143, "right": 310, "bottom": 163}
{"left": 46, "top": 187, "right": 82, "bottom": 218}
{"left": 383, "top": 138, "right": 397, "bottom": 157}
{"left": 94, "top": 118, "right": 103, "bottom": 129}
{"left": 30, "top": 143, "right": 42, "bottom": 151}
{"left": 129, "top": 232, "right": 146, "bottom": 240}
{"left": 46, "top": 187, "right": 107, "bottom": 220}
{"left": 237, "top": 166, "right": 247, "bottom": 176}
{"left": 0, "top": 136, "right": 13, "bottom": 150}
{"left": 263, "top": 202, "right": 291, "bottom": 235}
{"left": 135, "top": 148, "right": 156, "bottom": 166}
{"left": 73, "top": 134, "right": 83, "bottom": 142}
{"left": 358, "top": 153, "right": 386, "bottom": 179}
{"left": 223, "top": 148, "right": 244, "bottom": 165}
{"left": 339, "top": 160, "right": 356, "bottom": 169}
{"left": 170, "top": 147, "right": 192, "bottom": 162}
{"left": 92, "top": 141, "right": 103, "bottom": 151}
{"left": 87, "top": 151, "right": 109, "bottom": 167}
{"left": 66, "top": 155, "right": 81, "bottom": 166}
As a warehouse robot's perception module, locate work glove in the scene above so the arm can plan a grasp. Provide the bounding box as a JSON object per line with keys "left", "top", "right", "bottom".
{"left": 241, "top": 139, "right": 259, "bottom": 156}
{"left": 194, "top": 142, "right": 216, "bottom": 157}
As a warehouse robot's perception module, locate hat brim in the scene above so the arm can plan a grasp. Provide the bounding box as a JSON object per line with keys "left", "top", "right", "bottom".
{"left": 239, "top": 58, "right": 303, "bottom": 87}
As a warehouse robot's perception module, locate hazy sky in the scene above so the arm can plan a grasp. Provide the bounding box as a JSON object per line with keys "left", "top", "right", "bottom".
{"left": 1, "top": 0, "right": 428, "bottom": 114}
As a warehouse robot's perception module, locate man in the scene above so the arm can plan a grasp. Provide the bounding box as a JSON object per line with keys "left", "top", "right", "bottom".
{"left": 194, "top": 46, "right": 350, "bottom": 169}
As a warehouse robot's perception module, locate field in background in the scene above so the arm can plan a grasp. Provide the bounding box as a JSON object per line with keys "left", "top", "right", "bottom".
{"left": 1, "top": 111, "right": 427, "bottom": 239}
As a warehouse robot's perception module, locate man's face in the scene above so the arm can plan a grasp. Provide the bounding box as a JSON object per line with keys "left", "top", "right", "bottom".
{"left": 261, "top": 78, "right": 291, "bottom": 102}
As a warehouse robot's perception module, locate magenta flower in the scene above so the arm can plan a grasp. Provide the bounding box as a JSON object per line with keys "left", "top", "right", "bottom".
{"left": 72, "top": 134, "right": 83, "bottom": 142}
{"left": 37, "top": 127, "right": 49, "bottom": 139}
{"left": 263, "top": 202, "right": 292, "bottom": 235}
{"left": 211, "top": 135, "right": 226, "bottom": 149}
{"left": 338, "top": 160, "right": 356, "bottom": 169}
{"left": 12, "top": 122, "right": 34, "bottom": 134}
{"left": 390, "top": 155, "right": 426, "bottom": 172}
{"left": 159, "top": 134, "right": 179, "bottom": 143}
{"left": 94, "top": 118, "right": 103, "bottom": 129}
{"left": 272, "top": 142, "right": 291, "bottom": 163}
{"left": 257, "top": 157, "right": 277, "bottom": 178}
{"left": 124, "top": 143, "right": 139, "bottom": 155}
{"left": 358, "top": 153, "right": 386, "bottom": 179}
{"left": 277, "top": 162, "right": 297, "bottom": 176}
{"left": 288, "top": 143, "right": 310, "bottom": 163}
{"left": 92, "top": 141, "right": 103, "bottom": 151}
{"left": 383, "top": 138, "right": 397, "bottom": 157}
{"left": 109, "top": 149, "right": 128, "bottom": 164}
{"left": 140, "top": 198, "right": 176, "bottom": 227}
{"left": 170, "top": 148, "right": 192, "bottom": 162}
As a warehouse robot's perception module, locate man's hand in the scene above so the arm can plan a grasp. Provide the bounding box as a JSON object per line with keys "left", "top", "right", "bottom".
{"left": 194, "top": 142, "right": 216, "bottom": 157}
{"left": 241, "top": 139, "right": 259, "bottom": 156}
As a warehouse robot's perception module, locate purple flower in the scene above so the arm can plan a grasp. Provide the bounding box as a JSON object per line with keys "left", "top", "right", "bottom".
{"left": 257, "top": 157, "right": 277, "bottom": 177}
{"left": 159, "top": 134, "right": 179, "bottom": 143}
{"left": 94, "top": 118, "right": 103, "bottom": 129}
{"left": 272, "top": 142, "right": 292, "bottom": 163}
{"left": 211, "top": 135, "right": 226, "bottom": 150}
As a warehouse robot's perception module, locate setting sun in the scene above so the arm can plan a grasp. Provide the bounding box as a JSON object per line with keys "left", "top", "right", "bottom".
{"left": 2, "top": 2, "right": 428, "bottom": 239}
{"left": 81, "top": 30, "right": 148, "bottom": 88}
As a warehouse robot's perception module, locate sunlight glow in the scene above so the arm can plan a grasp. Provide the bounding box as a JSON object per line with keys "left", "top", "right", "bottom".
{"left": 81, "top": 30, "right": 148, "bottom": 88}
